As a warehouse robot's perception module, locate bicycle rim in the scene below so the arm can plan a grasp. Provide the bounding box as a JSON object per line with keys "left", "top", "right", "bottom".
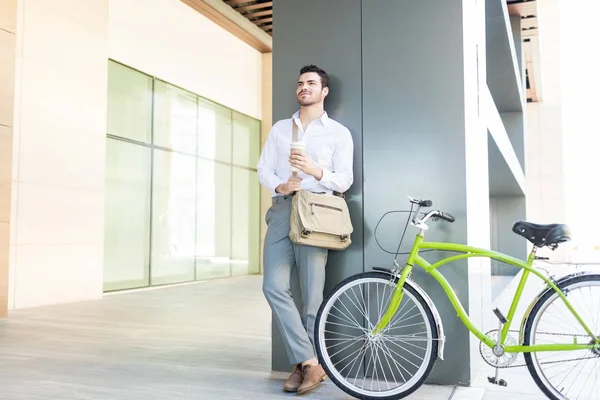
{"left": 526, "top": 278, "right": 600, "bottom": 400}
{"left": 315, "top": 273, "right": 436, "bottom": 399}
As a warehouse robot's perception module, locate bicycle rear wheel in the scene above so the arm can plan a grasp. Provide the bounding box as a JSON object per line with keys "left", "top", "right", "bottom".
{"left": 314, "top": 271, "right": 438, "bottom": 400}
{"left": 524, "top": 274, "right": 600, "bottom": 400}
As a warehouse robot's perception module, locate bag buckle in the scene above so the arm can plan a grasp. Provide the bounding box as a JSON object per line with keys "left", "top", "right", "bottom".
{"left": 301, "top": 229, "right": 311, "bottom": 238}
{"left": 340, "top": 235, "right": 349, "bottom": 242}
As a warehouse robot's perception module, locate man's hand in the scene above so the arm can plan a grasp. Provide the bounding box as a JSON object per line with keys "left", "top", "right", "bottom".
{"left": 289, "top": 149, "right": 323, "bottom": 180}
{"left": 275, "top": 176, "right": 303, "bottom": 195}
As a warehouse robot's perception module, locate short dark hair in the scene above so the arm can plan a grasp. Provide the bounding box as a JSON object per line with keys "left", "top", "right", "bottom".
{"left": 300, "top": 65, "right": 329, "bottom": 89}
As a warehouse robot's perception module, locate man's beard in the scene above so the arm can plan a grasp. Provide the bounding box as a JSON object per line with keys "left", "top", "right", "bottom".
{"left": 297, "top": 94, "right": 321, "bottom": 107}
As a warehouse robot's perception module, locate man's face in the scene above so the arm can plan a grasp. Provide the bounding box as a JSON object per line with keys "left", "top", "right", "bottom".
{"left": 296, "top": 72, "right": 328, "bottom": 107}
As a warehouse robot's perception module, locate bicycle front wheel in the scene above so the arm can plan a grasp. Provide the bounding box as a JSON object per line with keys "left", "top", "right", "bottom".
{"left": 524, "top": 274, "right": 600, "bottom": 400}
{"left": 314, "top": 272, "right": 438, "bottom": 400}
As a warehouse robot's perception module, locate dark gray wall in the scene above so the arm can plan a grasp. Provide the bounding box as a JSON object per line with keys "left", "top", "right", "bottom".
{"left": 271, "top": 0, "right": 364, "bottom": 373}
{"left": 362, "top": 0, "right": 471, "bottom": 385}
{"left": 501, "top": 112, "right": 525, "bottom": 172}
{"left": 490, "top": 196, "right": 526, "bottom": 275}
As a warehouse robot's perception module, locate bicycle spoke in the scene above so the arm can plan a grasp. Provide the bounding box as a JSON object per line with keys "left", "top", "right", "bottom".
{"left": 382, "top": 335, "right": 428, "bottom": 351}
{"left": 343, "top": 290, "right": 373, "bottom": 330}
{"left": 325, "top": 319, "right": 369, "bottom": 333}
{"left": 331, "top": 303, "right": 363, "bottom": 331}
{"left": 337, "top": 341, "right": 368, "bottom": 375}
{"left": 385, "top": 309, "right": 422, "bottom": 333}
{"left": 349, "top": 286, "right": 373, "bottom": 330}
{"left": 376, "top": 338, "right": 414, "bottom": 377}
{"left": 376, "top": 339, "right": 399, "bottom": 388}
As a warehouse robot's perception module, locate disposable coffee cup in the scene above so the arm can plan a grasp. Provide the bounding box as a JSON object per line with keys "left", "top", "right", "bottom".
{"left": 290, "top": 141, "right": 306, "bottom": 173}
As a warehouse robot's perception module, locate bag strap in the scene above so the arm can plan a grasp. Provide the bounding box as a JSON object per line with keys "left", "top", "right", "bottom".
{"left": 292, "top": 119, "right": 298, "bottom": 142}
{"left": 292, "top": 120, "right": 298, "bottom": 178}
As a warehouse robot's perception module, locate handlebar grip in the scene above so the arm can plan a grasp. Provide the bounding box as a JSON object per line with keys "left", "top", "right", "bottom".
{"left": 438, "top": 211, "right": 455, "bottom": 223}
{"left": 420, "top": 200, "right": 432, "bottom": 207}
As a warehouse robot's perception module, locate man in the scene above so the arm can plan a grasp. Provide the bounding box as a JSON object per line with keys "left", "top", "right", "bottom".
{"left": 257, "top": 65, "right": 354, "bottom": 395}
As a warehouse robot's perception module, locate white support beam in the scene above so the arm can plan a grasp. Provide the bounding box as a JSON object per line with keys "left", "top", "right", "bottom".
{"left": 487, "top": 0, "right": 526, "bottom": 112}
{"left": 483, "top": 84, "right": 526, "bottom": 194}
{"left": 500, "top": 0, "right": 526, "bottom": 108}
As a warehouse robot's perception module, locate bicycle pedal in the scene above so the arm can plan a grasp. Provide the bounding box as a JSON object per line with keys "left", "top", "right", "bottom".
{"left": 487, "top": 376, "right": 508, "bottom": 387}
{"left": 493, "top": 308, "right": 508, "bottom": 324}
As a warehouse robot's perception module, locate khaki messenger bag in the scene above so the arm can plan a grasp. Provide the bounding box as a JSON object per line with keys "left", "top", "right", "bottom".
{"left": 288, "top": 122, "right": 353, "bottom": 251}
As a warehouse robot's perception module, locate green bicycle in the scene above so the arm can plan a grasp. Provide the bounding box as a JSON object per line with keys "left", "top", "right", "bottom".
{"left": 314, "top": 196, "right": 600, "bottom": 400}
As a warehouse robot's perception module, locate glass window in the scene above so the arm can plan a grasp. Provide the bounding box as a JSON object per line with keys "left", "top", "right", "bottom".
{"left": 196, "top": 159, "right": 232, "bottom": 279}
{"left": 232, "top": 111, "right": 260, "bottom": 168}
{"left": 107, "top": 61, "right": 153, "bottom": 143}
{"left": 103, "top": 139, "right": 151, "bottom": 291}
{"left": 153, "top": 80, "right": 198, "bottom": 154}
{"left": 151, "top": 149, "right": 197, "bottom": 285}
{"left": 231, "top": 167, "right": 260, "bottom": 276}
{"left": 104, "top": 60, "right": 262, "bottom": 292}
{"left": 198, "top": 98, "right": 232, "bottom": 163}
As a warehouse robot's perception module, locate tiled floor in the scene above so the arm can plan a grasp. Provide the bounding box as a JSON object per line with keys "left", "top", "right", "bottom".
{"left": 0, "top": 276, "right": 455, "bottom": 400}
{"left": 1, "top": 264, "right": 597, "bottom": 399}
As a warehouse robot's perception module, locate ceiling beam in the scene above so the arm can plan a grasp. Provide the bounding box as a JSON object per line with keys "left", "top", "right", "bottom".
{"left": 180, "top": 0, "right": 272, "bottom": 53}
{"left": 253, "top": 16, "right": 272, "bottom": 24}
{"left": 246, "top": 9, "right": 271, "bottom": 18}
{"left": 236, "top": 2, "right": 272, "bottom": 12}
{"left": 225, "top": 0, "right": 255, "bottom": 5}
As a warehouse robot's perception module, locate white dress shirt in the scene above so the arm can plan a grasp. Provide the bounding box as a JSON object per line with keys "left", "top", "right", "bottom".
{"left": 257, "top": 111, "right": 354, "bottom": 197}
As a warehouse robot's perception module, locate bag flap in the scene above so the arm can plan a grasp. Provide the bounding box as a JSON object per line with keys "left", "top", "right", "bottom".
{"left": 296, "top": 191, "right": 353, "bottom": 236}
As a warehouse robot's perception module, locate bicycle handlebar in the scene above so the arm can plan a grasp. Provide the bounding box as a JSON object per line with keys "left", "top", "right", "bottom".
{"left": 407, "top": 196, "right": 432, "bottom": 208}
{"left": 436, "top": 211, "right": 455, "bottom": 223}
{"left": 407, "top": 196, "right": 455, "bottom": 225}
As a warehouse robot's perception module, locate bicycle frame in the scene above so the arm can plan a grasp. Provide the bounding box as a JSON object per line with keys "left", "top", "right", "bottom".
{"left": 371, "top": 232, "right": 600, "bottom": 354}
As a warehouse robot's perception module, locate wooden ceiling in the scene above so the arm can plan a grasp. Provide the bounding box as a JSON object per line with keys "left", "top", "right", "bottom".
{"left": 222, "top": 0, "right": 538, "bottom": 39}
{"left": 219, "top": 0, "right": 539, "bottom": 101}
{"left": 224, "top": 0, "right": 273, "bottom": 35}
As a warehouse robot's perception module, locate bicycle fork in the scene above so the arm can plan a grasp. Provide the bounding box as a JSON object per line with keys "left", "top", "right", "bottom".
{"left": 371, "top": 234, "right": 423, "bottom": 335}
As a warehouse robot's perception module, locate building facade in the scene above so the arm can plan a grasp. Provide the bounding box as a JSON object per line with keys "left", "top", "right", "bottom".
{"left": 0, "top": 0, "right": 580, "bottom": 386}
{"left": 0, "top": 0, "right": 270, "bottom": 315}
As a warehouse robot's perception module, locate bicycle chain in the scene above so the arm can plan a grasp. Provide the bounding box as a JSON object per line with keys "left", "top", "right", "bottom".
{"left": 480, "top": 330, "right": 600, "bottom": 369}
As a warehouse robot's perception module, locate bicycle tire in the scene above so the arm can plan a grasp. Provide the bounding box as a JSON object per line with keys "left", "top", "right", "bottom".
{"left": 314, "top": 271, "right": 439, "bottom": 400}
{"left": 523, "top": 274, "right": 600, "bottom": 400}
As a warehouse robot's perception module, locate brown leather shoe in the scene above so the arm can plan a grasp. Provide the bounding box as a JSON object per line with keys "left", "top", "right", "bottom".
{"left": 297, "top": 364, "right": 327, "bottom": 395}
{"left": 283, "top": 363, "right": 303, "bottom": 392}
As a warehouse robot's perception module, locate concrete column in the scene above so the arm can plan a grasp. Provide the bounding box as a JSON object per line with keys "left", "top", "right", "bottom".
{"left": 0, "top": 0, "right": 17, "bottom": 319}
{"left": 271, "top": 0, "right": 492, "bottom": 385}
{"left": 490, "top": 196, "right": 527, "bottom": 275}
{"left": 362, "top": 0, "right": 489, "bottom": 385}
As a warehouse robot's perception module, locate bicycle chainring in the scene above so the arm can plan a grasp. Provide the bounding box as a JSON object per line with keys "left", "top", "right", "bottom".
{"left": 479, "top": 330, "right": 519, "bottom": 368}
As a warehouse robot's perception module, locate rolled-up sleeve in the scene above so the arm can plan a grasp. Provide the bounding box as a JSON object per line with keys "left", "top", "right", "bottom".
{"left": 318, "top": 129, "right": 354, "bottom": 193}
{"left": 257, "top": 128, "right": 284, "bottom": 196}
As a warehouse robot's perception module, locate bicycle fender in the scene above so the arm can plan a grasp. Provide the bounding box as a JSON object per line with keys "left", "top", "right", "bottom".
{"left": 405, "top": 277, "right": 446, "bottom": 360}
{"left": 372, "top": 267, "right": 446, "bottom": 360}
{"left": 518, "top": 269, "right": 599, "bottom": 345}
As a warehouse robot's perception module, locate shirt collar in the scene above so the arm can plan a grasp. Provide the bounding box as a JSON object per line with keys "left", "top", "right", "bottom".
{"left": 292, "top": 110, "right": 330, "bottom": 127}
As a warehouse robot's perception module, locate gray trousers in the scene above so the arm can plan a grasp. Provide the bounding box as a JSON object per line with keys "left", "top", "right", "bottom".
{"left": 262, "top": 195, "right": 328, "bottom": 365}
